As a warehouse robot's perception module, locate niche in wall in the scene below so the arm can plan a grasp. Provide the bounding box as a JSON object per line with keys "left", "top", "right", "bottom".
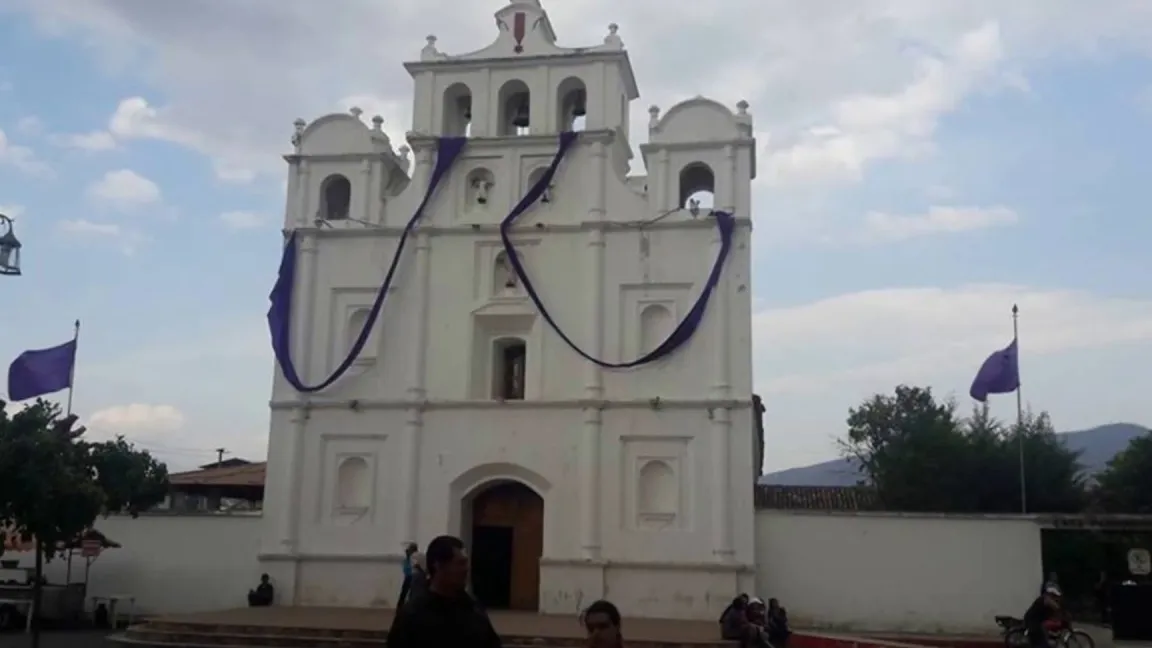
{"left": 621, "top": 435, "right": 691, "bottom": 531}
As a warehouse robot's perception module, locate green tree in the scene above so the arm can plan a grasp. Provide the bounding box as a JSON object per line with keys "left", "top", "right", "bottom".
{"left": 1095, "top": 429, "right": 1152, "bottom": 513}
{"left": 840, "top": 385, "right": 971, "bottom": 511}
{"left": 0, "top": 399, "right": 169, "bottom": 642}
{"left": 842, "top": 386, "right": 1086, "bottom": 513}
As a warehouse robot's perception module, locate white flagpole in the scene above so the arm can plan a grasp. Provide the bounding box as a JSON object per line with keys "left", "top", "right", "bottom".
{"left": 65, "top": 319, "right": 79, "bottom": 417}
{"left": 1013, "top": 304, "right": 1026, "bottom": 514}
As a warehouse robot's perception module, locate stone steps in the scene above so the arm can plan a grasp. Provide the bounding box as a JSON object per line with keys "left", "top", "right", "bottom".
{"left": 112, "top": 621, "right": 733, "bottom": 648}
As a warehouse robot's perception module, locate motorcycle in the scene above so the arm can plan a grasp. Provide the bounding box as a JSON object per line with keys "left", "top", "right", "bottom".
{"left": 994, "top": 615, "right": 1096, "bottom": 648}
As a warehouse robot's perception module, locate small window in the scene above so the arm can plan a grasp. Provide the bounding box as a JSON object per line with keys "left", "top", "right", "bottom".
{"left": 492, "top": 338, "right": 527, "bottom": 400}
{"left": 321, "top": 174, "right": 352, "bottom": 220}
{"left": 678, "top": 163, "right": 715, "bottom": 216}
{"left": 493, "top": 251, "right": 518, "bottom": 296}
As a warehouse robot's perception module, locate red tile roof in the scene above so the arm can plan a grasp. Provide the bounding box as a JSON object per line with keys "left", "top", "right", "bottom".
{"left": 755, "top": 485, "right": 881, "bottom": 511}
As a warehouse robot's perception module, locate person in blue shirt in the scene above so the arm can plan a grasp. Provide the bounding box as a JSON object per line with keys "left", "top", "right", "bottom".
{"left": 397, "top": 542, "right": 418, "bottom": 608}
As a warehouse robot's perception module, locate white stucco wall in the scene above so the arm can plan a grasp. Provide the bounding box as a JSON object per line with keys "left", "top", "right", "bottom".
{"left": 30, "top": 514, "right": 262, "bottom": 615}
{"left": 754, "top": 511, "right": 1044, "bottom": 633}
{"left": 259, "top": 1, "right": 761, "bottom": 620}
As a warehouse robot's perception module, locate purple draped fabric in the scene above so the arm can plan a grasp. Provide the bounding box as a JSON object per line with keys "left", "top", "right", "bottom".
{"left": 267, "top": 137, "right": 467, "bottom": 392}
{"left": 498, "top": 131, "right": 736, "bottom": 368}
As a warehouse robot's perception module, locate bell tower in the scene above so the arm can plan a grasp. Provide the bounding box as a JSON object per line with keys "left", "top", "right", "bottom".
{"left": 403, "top": 1, "right": 638, "bottom": 140}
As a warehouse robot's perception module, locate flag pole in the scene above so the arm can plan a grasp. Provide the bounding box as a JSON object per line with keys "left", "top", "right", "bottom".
{"left": 65, "top": 319, "right": 79, "bottom": 417}
{"left": 1013, "top": 304, "right": 1026, "bottom": 514}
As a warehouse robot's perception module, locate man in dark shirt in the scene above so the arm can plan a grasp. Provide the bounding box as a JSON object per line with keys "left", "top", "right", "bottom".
{"left": 1024, "top": 586, "right": 1066, "bottom": 648}
{"left": 387, "top": 535, "right": 503, "bottom": 648}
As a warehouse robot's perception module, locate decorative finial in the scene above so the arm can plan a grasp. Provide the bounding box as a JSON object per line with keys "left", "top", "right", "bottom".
{"left": 734, "top": 100, "right": 753, "bottom": 137}
{"left": 421, "top": 35, "right": 441, "bottom": 61}
{"left": 398, "top": 144, "right": 411, "bottom": 167}
{"left": 349, "top": 106, "right": 363, "bottom": 118}
{"left": 371, "top": 115, "right": 384, "bottom": 130}
{"left": 603, "top": 23, "right": 623, "bottom": 48}
{"left": 648, "top": 105, "right": 660, "bottom": 131}
{"left": 291, "top": 118, "right": 306, "bottom": 149}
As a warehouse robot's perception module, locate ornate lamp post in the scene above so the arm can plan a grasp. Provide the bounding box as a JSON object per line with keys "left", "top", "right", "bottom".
{"left": 0, "top": 213, "right": 22, "bottom": 276}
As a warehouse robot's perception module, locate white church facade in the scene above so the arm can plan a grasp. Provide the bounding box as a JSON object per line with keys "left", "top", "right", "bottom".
{"left": 259, "top": 0, "right": 759, "bottom": 619}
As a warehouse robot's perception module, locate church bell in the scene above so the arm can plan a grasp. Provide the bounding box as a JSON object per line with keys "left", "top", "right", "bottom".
{"left": 571, "top": 89, "right": 587, "bottom": 117}
{"left": 511, "top": 101, "right": 531, "bottom": 128}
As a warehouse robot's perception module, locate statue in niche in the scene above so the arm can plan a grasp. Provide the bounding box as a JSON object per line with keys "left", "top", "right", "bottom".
{"left": 493, "top": 252, "right": 518, "bottom": 296}
{"left": 469, "top": 174, "right": 495, "bottom": 207}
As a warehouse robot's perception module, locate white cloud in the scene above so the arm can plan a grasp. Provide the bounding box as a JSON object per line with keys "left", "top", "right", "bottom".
{"left": 219, "top": 210, "right": 269, "bottom": 230}
{"left": 863, "top": 205, "right": 1019, "bottom": 242}
{"left": 16, "top": 116, "right": 43, "bottom": 136}
{"left": 755, "top": 284, "right": 1152, "bottom": 397}
{"left": 56, "top": 219, "right": 146, "bottom": 255}
{"left": 87, "top": 403, "right": 186, "bottom": 442}
{"left": 85, "top": 169, "right": 161, "bottom": 210}
{"left": 0, "top": 128, "right": 51, "bottom": 176}
{"left": 764, "top": 23, "right": 1006, "bottom": 186}
{"left": 51, "top": 130, "right": 117, "bottom": 151}
{"left": 13, "top": 0, "right": 1149, "bottom": 191}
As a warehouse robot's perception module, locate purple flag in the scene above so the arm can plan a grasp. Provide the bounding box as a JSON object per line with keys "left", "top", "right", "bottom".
{"left": 969, "top": 339, "right": 1020, "bottom": 402}
{"left": 6, "top": 339, "right": 77, "bottom": 402}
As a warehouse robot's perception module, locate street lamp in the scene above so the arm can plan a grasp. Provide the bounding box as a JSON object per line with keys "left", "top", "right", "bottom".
{"left": 0, "top": 213, "right": 22, "bottom": 276}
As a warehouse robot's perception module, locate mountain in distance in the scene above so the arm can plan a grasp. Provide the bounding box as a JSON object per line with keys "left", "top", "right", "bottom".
{"left": 759, "top": 423, "right": 1148, "bottom": 487}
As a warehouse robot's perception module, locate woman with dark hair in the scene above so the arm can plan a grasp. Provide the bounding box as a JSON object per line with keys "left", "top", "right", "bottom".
{"left": 719, "top": 594, "right": 750, "bottom": 640}
{"left": 582, "top": 600, "right": 623, "bottom": 648}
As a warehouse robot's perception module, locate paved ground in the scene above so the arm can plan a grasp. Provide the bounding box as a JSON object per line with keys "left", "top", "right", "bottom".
{"left": 154, "top": 605, "right": 722, "bottom": 642}
{"left": 0, "top": 631, "right": 112, "bottom": 648}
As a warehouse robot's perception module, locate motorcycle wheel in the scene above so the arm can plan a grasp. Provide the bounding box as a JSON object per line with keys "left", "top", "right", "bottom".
{"left": 1062, "top": 630, "right": 1095, "bottom": 648}
{"left": 1004, "top": 628, "right": 1028, "bottom": 648}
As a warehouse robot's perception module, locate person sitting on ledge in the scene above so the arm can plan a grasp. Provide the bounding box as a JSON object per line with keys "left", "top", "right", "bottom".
{"left": 248, "top": 573, "right": 274, "bottom": 607}
{"left": 719, "top": 594, "right": 750, "bottom": 640}
{"left": 766, "top": 598, "right": 791, "bottom": 648}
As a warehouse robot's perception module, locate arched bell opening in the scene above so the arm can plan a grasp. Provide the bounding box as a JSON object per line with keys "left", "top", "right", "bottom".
{"left": 498, "top": 80, "right": 531, "bottom": 136}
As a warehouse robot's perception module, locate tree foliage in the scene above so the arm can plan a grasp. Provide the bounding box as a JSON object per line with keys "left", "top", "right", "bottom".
{"left": 841, "top": 385, "right": 1087, "bottom": 513}
{"left": 0, "top": 399, "right": 171, "bottom": 561}
{"left": 1094, "top": 429, "right": 1152, "bottom": 514}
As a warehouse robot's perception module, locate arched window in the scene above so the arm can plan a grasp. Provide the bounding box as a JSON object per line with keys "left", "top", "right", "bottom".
{"left": 320, "top": 174, "right": 352, "bottom": 220}
{"left": 678, "top": 163, "right": 715, "bottom": 216}
{"left": 526, "top": 167, "right": 552, "bottom": 204}
{"left": 638, "top": 460, "right": 677, "bottom": 515}
{"left": 498, "top": 80, "right": 531, "bottom": 136}
{"left": 639, "top": 303, "right": 674, "bottom": 355}
{"left": 335, "top": 456, "right": 371, "bottom": 511}
{"left": 443, "top": 83, "right": 473, "bottom": 137}
{"left": 492, "top": 337, "right": 527, "bottom": 400}
{"left": 556, "top": 77, "right": 587, "bottom": 132}
{"left": 347, "top": 308, "right": 373, "bottom": 359}
{"left": 493, "top": 251, "right": 518, "bottom": 296}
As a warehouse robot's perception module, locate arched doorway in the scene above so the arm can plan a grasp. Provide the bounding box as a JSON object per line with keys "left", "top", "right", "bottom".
{"left": 466, "top": 481, "right": 543, "bottom": 610}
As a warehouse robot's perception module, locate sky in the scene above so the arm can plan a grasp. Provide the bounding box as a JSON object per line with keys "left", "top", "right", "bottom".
{"left": 1, "top": 0, "right": 1150, "bottom": 474}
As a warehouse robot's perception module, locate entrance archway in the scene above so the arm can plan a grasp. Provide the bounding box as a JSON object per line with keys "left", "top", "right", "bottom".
{"left": 465, "top": 481, "right": 543, "bottom": 610}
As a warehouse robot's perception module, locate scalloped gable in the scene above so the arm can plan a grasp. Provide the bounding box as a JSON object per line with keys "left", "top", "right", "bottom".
{"left": 650, "top": 97, "right": 742, "bottom": 144}
{"left": 297, "top": 112, "right": 392, "bottom": 157}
